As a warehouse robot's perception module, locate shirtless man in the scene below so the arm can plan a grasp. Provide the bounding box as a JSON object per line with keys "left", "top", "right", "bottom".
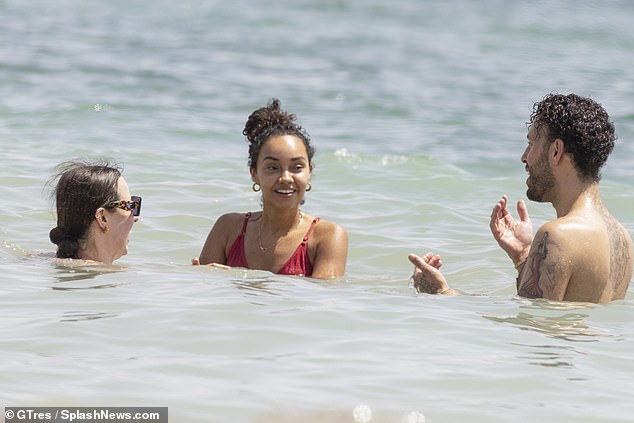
{"left": 409, "top": 93, "right": 633, "bottom": 303}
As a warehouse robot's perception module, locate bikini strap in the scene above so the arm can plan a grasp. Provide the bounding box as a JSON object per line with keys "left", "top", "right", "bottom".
{"left": 241, "top": 212, "right": 252, "bottom": 235}
{"left": 301, "top": 217, "right": 320, "bottom": 244}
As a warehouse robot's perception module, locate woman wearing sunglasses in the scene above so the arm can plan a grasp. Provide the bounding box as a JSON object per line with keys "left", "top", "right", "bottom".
{"left": 49, "top": 161, "right": 141, "bottom": 265}
{"left": 194, "top": 99, "right": 348, "bottom": 278}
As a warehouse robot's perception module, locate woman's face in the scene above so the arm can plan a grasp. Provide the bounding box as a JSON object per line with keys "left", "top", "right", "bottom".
{"left": 251, "top": 135, "right": 311, "bottom": 210}
{"left": 105, "top": 176, "right": 139, "bottom": 261}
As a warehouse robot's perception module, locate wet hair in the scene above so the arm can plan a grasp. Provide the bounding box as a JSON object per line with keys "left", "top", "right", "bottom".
{"left": 530, "top": 93, "right": 615, "bottom": 181}
{"left": 48, "top": 161, "right": 122, "bottom": 259}
{"left": 243, "top": 98, "right": 315, "bottom": 169}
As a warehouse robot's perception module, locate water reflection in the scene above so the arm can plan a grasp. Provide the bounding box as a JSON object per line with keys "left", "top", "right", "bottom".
{"left": 226, "top": 269, "right": 316, "bottom": 297}
{"left": 51, "top": 261, "right": 128, "bottom": 290}
{"left": 483, "top": 298, "right": 601, "bottom": 341}
{"left": 483, "top": 311, "right": 599, "bottom": 342}
{"left": 231, "top": 277, "right": 284, "bottom": 297}
{"left": 228, "top": 272, "right": 343, "bottom": 300}
{"left": 511, "top": 342, "right": 581, "bottom": 369}
{"left": 60, "top": 310, "right": 118, "bottom": 322}
{"left": 1, "top": 240, "right": 30, "bottom": 261}
{"left": 483, "top": 301, "right": 604, "bottom": 368}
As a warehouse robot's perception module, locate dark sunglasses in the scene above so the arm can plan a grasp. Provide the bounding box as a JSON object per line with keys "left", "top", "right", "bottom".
{"left": 105, "top": 195, "right": 142, "bottom": 217}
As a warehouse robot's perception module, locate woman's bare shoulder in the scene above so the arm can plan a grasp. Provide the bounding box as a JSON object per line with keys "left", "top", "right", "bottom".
{"left": 310, "top": 216, "right": 348, "bottom": 241}
{"left": 216, "top": 212, "right": 252, "bottom": 224}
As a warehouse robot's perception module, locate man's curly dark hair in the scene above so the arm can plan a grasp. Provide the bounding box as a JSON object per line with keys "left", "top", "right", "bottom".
{"left": 530, "top": 93, "right": 615, "bottom": 181}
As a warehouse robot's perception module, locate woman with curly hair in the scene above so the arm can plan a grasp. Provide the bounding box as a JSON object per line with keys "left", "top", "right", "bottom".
{"left": 195, "top": 99, "right": 348, "bottom": 278}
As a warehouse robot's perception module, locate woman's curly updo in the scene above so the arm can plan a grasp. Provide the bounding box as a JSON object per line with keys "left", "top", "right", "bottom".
{"left": 48, "top": 161, "right": 122, "bottom": 259}
{"left": 243, "top": 98, "right": 315, "bottom": 169}
{"left": 530, "top": 93, "right": 615, "bottom": 181}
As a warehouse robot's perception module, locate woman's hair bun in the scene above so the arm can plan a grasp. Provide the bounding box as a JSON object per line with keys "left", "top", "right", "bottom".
{"left": 49, "top": 226, "right": 79, "bottom": 258}
{"left": 242, "top": 98, "right": 313, "bottom": 169}
{"left": 243, "top": 98, "right": 297, "bottom": 143}
{"left": 49, "top": 226, "right": 67, "bottom": 245}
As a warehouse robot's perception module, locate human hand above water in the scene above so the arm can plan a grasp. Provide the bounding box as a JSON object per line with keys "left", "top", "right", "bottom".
{"left": 490, "top": 195, "right": 533, "bottom": 265}
{"left": 408, "top": 252, "right": 450, "bottom": 294}
{"left": 191, "top": 257, "right": 231, "bottom": 269}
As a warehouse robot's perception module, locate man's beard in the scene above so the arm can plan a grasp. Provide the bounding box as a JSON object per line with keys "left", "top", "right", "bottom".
{"left": 526, "top": 149, "right": 555, "bottom": 202}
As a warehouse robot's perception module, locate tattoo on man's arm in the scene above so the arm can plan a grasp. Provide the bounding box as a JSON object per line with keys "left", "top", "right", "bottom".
{"left": 607, "top": 217, "right": 629, "bottom": 292}
{"left": 518, "top": 232, "right": 548, "bottom": 298}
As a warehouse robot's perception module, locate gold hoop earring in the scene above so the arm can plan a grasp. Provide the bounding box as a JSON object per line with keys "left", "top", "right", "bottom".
{"left": 306, "top": 183, "right": 312, "bottom": 192}
{"left": 252, "top": 183, "right": 261, "bottom": 192}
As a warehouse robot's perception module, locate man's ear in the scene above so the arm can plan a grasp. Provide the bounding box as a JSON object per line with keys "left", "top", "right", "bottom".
{"left": 550, "top": 138, "right": 566, "bottom": 165}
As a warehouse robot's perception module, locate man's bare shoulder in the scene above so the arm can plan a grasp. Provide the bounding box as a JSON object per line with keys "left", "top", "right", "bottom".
{"left": 534, "top": 211, "right": 632, "bottom": 302}
{"left": 542, "top": 214, "right": 610, "bottom": 248}
{"left": 536, "top": 218, "right": 593, "bottom": 248}
{"left": 521, "top": 218, "right": 604, "bottom": 302}
{"left": 556, "top": 208, "right": 634, "bottom": 264}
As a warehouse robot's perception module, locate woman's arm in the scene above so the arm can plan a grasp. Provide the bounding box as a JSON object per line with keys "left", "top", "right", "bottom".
{"left": 196, "top": 213, "right": 241, "bottom": 265}
{"left": 310, "top": 221, "right": 348, "bottom": 279}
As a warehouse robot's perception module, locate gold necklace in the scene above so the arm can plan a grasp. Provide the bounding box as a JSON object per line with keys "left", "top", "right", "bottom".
{"left": 258, "top": 211, "right": 303, "bottom": 253}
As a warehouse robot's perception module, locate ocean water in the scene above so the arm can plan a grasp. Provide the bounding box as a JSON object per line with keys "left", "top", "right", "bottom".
{"left": 1, "top": 0, "right": 634, "bottom": 422}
